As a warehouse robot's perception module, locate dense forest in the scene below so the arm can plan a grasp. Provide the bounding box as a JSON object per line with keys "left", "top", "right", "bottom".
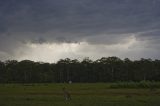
{"left": 0, "top": 57, "right": 160, "bottom": 83}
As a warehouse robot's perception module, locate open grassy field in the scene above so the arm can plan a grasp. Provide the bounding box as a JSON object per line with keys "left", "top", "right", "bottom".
{"left": 0, "top": 83, "right": 160, "bottom": 106}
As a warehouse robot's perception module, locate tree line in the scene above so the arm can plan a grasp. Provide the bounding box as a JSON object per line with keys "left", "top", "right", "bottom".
{"left": 0, "top": 57, "right": 160, "bottom": 83}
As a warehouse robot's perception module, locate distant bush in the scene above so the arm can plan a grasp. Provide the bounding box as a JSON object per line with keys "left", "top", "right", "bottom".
{"left": 110, "top": 81, "right": 160, "bottom": 88}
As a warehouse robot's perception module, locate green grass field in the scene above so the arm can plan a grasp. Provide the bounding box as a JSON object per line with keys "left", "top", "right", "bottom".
{"left": 0, "top": 83, "right": 160, "bottom": 106}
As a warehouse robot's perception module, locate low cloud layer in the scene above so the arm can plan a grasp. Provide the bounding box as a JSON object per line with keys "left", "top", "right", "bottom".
{"left": 0, "top": 0, "right": 160, "bottom": 62}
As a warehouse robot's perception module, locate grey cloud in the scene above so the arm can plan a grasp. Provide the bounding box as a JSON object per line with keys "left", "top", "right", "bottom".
{"left": 0, "top": 0, "right": 160, "bottom": 60}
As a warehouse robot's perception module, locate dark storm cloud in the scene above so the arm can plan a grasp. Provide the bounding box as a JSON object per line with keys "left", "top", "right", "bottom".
{"left": 1, "top": 0, "right": 160, "bottom": 37}
{"left": 0, "top": 0, "right": 160, "bottom": 60}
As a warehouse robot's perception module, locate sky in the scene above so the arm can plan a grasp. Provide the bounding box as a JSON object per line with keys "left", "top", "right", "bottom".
{"left": 0, "top": 0, "right": 160, "bottom": 62}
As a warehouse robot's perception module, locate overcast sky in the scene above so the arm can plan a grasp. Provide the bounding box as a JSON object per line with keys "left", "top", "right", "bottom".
{"left": 0, "top": 0, "right": 160, "bottom": 62}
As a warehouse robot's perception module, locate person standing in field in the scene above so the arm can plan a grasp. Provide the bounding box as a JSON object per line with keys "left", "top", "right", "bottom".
{"left": 62, "top": 87, "right": 71, "bottom": 101}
